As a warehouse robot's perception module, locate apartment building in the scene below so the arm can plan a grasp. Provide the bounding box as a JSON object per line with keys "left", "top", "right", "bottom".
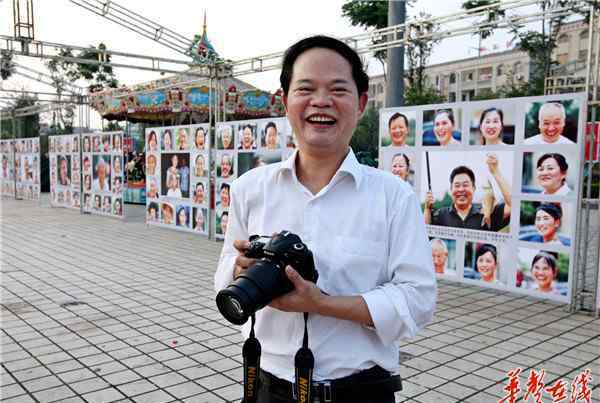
{"left": 368, "top": 19, "right": 598, "bottom": 106}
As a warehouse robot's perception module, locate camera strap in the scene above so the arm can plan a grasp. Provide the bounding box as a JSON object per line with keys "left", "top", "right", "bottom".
{"left": 294, "top": 312, "right": 314, "bottom": 403}
{"left": 242, "top": 314, "right": 261, "bottom": 403}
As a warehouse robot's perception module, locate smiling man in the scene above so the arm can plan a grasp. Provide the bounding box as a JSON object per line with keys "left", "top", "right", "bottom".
{"left": 215, "top": 35, "right": 436, "bottom": 403}
{"left": 524, "top": 102, "right": 575, "bottom": 145}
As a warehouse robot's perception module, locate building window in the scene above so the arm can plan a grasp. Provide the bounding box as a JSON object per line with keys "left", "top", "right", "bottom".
{"left": 558, "top": 34, "right": 570, "bottom": 43}
{"left": 449, "top": 92, "right": 456, "bottom": 102}
{"left": 557, "top": 53, "right": 568, "bottom": 65}
{"left": 513, "top": 61, "right": 522, "bottom": 73}
{"left": 496, "top": 64, "right": 504, "bottom": 76}
{"left": 580, "top": 29, "right": 589, "bottom": 39}
{"left": 579, "top": 50, "right": 588, "bottom": 61}
{"left": 449, "top": 73, "right": 456, "bottom": 84}
{"left": 377, "top": 83, "right": 384, "bottom": 94}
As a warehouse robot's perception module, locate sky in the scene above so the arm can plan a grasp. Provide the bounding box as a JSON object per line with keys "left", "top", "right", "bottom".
{"left": 0, "top": 0, "right": 537, "bottom": 126}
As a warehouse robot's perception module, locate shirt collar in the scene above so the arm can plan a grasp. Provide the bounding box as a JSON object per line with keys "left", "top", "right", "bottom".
{"left": 278, "top": 148, "right": 363, "bottom": 190}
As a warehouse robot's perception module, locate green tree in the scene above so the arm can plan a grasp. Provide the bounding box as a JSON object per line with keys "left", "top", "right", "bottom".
{"left": 351, "top": 107, "right": 379, "bottom": 167}
{"left": 0, "top": 93, "right": 40, "bottom": 140}
{"left": 403, "top": 13, "right": 445, "bottom": 105}
{"left": 342, "top": 1, "right": 389, "bottom": 78}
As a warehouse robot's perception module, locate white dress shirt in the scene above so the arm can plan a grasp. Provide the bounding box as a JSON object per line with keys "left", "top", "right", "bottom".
{"left": 523, "top": 134, "right": 575, "bottom": 145}
{"left": 215, "top": 149, "right": 436, "bottom": 381}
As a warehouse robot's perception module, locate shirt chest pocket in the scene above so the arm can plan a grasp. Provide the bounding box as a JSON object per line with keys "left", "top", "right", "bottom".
{"left": 324, "top": 236, "right": 387, "bottom": 295}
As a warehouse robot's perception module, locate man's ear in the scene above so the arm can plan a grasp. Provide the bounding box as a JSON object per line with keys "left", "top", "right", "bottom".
{"left": 358, "top": 92, "right": 368, "bottom": 118}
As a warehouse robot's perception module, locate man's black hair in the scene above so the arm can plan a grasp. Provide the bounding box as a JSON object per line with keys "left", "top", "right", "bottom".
{"left": 389, "top": 112, "right": 409, "bottom": 129}
{"left": 280, "top": 35, "right": 369, "bottom": 96}
{"left": 449, "top": 165, "right": 476, "bottom": 187}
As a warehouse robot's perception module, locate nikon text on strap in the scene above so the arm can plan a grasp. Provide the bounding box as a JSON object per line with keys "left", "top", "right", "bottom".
{"left": 294, "top": 312, "right": 314, "bottom": 403}
{"left": 242, "top": 314, "right": 261, "bottom": 403}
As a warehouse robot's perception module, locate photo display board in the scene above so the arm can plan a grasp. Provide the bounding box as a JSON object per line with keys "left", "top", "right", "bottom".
{"left": 379, "top": 93, "right": 586, "bottom": 303}
{"left": 81, "top": 132, "right": 125, "bottom": 218}
{"left": 1, "top": 140, "right": 15, "bottom": 197}
{"left": 14, "top": 138, "right": 41, "bottom": 200}
{"left": 214, "top": 117, "right": 295, "bottom": 239}
{"left": 145, "top": 124, "right": 210, "bottom": 234}
{"left": 49, "top": 134, "right": 81, "bottom": 209}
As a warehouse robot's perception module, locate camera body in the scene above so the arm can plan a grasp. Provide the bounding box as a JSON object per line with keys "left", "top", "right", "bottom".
{"left": 216, "top": 231, "right": 318, "bottom": 325}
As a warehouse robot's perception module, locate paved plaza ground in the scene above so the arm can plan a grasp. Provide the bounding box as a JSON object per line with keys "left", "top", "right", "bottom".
{"left": 1, "top": 198, "right": 598, "bottom": 403}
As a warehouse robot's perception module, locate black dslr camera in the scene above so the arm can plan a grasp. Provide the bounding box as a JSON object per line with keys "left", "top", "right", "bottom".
{"left": 216, "top": 231, "right": 318, "bottom": 325}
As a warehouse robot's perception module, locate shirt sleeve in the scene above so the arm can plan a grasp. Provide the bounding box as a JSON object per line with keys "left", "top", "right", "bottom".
{"left": 361, "top": 191, "right": 437, "bottom": 345}
{"left": 214, "top": 182, "right": 249, "bottom": 292}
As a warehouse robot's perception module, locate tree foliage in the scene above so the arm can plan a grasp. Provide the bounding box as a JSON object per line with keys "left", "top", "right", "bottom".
{"left": 461, "top": 0, "right": 506, "bottom": 40}
{"left": 351, "top": 107, "right": 379, "bottom": 167}
{"left": 1, "top": 50, "right": 16, "bottom": 80}
{"left": 0, "top": 93, "right": 40, "bottom": 140}
{"left": 404, "top": 13, "right": 441, "bottom": 101}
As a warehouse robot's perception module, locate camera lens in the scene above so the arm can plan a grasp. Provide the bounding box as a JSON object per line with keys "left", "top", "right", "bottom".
{"left": 216, "top": 293, "right": 248, "bottom": 325}
{"left": 216, "top": 260, "right": 286, "bottom": 325}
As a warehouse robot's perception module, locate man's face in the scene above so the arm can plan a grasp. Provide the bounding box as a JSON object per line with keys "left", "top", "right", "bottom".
{"left": 222, "top": 130, "right": 232, "bottom": 149}
{"left": 149, "top": 180, "right": 158, "bottom": 196}
{"left": 97, "top": 163, "right": 106, "bottom": 180}
{"left": 283, "top": 47, "right": 367, "bottom": 156}
{"left": 431, "top": 245, "right": 448, "bottom": 274}
{"left": 451, "top": 173, "right": 474, "bottom": 210}
{"left": 84, "top": 159, "right": 90, "bottom": 172}
{"left": 242, "top": 128, "right": 253, "bottom": 148}
{"left": 221, "top": 156, "right": 232, "bottom": 177}
{"left": 539, "top": 106, "right": 565, "bottom": 143}
{"left": 390, "top": 117, "right": 408, "bottom": 146}
{"left": 266, "top": 127, "right": 278, "bottom": 149}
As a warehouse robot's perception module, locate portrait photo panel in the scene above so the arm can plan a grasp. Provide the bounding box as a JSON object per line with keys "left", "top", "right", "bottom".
{"left": 421, "top": 150, "right": 514, "bottom": 232}
{"left": 191, "top": 124, "right": 210, "bottom": 151}
{"left": 422, "top": 108, "right": 462, "bottom": 146}
{"left": 381, "top": 148, "right": 417, "bottom": 186}
{"left": 464, "top": 241, "right": 510, "bottom": 286}
{"left": 380, "top": 110, "right": 417, "bottom": 147}
{"left": 517, "top": 247, "right": 569, "bottom": 298}
{"left": 519, "top": 200, "right": 573, "bottom": 247}
{"left": 523, "top": 98, "right": 580, "bottom": 145}
{"left": 521, "top": 149, "right": 578, "bottom": 196}
{"left": 217, "top": 123, "right": 236, "bottom": 150}
{"left": 429, "top": 237, "right": 457, "bottom": 276}
{"left": 259, "top": 119, "right": 284, "bottom": 150}
{"left": 468, "top": 103, "right": 516, "bottom": 145}
{"left": 237, "top": 122, "right": 258, "bottom": 150}
{"left": 238, "top": 150, "right": 282, "bottom": 177}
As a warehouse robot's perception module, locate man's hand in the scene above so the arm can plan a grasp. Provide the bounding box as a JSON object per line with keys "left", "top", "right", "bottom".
{"left": 486, "top": 153, "right": 499, "bottom": 175}
{"left": 269, "top": 266, "right": 324, "bottom": 314}
{"left": 233, "top": 239, "right": 256, "bottom": 279}
{"left": 425, "top": 191, "right": 434, "bottom": 210}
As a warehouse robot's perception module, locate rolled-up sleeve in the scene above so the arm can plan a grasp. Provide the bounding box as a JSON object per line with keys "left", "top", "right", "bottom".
{"left": 214, "top": 182, "right": 248, "bottom": 292}
{"left": 361, "top": 191, "right": 436, "bottom": 345}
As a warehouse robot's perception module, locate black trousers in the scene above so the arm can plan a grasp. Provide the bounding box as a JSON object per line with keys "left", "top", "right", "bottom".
{"left": 256, "top": 369, "right": 396, "bottom": 403}
{"left": 256, "top": 388, "right": 395, "bottom": 403}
